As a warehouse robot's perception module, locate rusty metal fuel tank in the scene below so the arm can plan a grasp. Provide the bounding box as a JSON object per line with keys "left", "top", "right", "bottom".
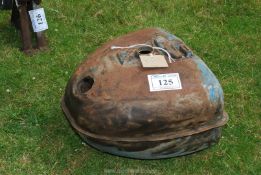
{"left": 62, "top": 28, "right": 228, "bottom": 159}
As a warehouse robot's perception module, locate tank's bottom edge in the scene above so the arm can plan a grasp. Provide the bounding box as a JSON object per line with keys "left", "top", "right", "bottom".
{"left": 79, "top": 127, "right": 221, "bottom": 159}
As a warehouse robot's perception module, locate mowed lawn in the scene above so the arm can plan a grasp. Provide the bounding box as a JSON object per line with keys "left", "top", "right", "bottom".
{"left": 0, "top": 0, "right": 260, "bottom": 174}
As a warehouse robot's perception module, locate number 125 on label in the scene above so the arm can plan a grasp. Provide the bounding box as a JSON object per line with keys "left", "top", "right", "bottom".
{"left": 147, "top": 73, "right": 182, "bottom": 92}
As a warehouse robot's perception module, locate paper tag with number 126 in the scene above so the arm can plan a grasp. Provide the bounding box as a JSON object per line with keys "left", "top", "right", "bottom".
{"left": 147, "top": 73, "right": 182, "bottom": 92}
{"left": 29, "top": 8, "right": 48, "bottom": 32}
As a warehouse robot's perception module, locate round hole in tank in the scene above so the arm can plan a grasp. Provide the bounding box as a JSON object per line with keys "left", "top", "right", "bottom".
{"left": 137, "top": 46, "right": 153, "bottom": 55}
{"left": 78, "top": 76, "right": 94, "bottom": 93}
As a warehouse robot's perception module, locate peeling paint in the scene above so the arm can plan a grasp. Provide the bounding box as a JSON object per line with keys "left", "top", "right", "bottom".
{"left": 193, "top": 56, "right": 224, "bottom": 104}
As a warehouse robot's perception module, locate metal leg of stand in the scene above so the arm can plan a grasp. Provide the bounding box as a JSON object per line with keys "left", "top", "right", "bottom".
{"left": 32, "top": 1, "right": 47, "bottom": 50}
{"left": 18, "top": 4, "right": 33, "bottom": 54}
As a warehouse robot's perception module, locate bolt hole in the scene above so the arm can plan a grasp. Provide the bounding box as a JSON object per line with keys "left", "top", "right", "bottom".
{"left": 78, "top": 76, "right": 94, "bottom": 93}
{"left": 137, "top": 46, "right": 153, "bottom": 55}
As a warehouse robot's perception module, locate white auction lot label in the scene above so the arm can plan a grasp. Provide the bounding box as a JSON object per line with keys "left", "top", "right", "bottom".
{"left": 29, "top": 8, "right": 48, "bottom": 32}
{"left": 147, "top": 73, "right": 182, "bottom": 92}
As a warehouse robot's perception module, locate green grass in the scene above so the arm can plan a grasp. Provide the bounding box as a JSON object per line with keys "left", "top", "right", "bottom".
{"left": 0, "top": 0, "right": 260, "bottom": 174}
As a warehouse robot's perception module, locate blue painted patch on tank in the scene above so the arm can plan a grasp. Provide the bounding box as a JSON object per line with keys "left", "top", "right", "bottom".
{"left": 209, "top": 87, "right": 216, "bottom": 101}
{"left": 193, "top": 56, "right": 224, "bottom": 103}
{"left": 166, "top": 33, "right": 182, "bottom": 41}
{"left": 158, "top": 28, "right": 182, "bottom": 41}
